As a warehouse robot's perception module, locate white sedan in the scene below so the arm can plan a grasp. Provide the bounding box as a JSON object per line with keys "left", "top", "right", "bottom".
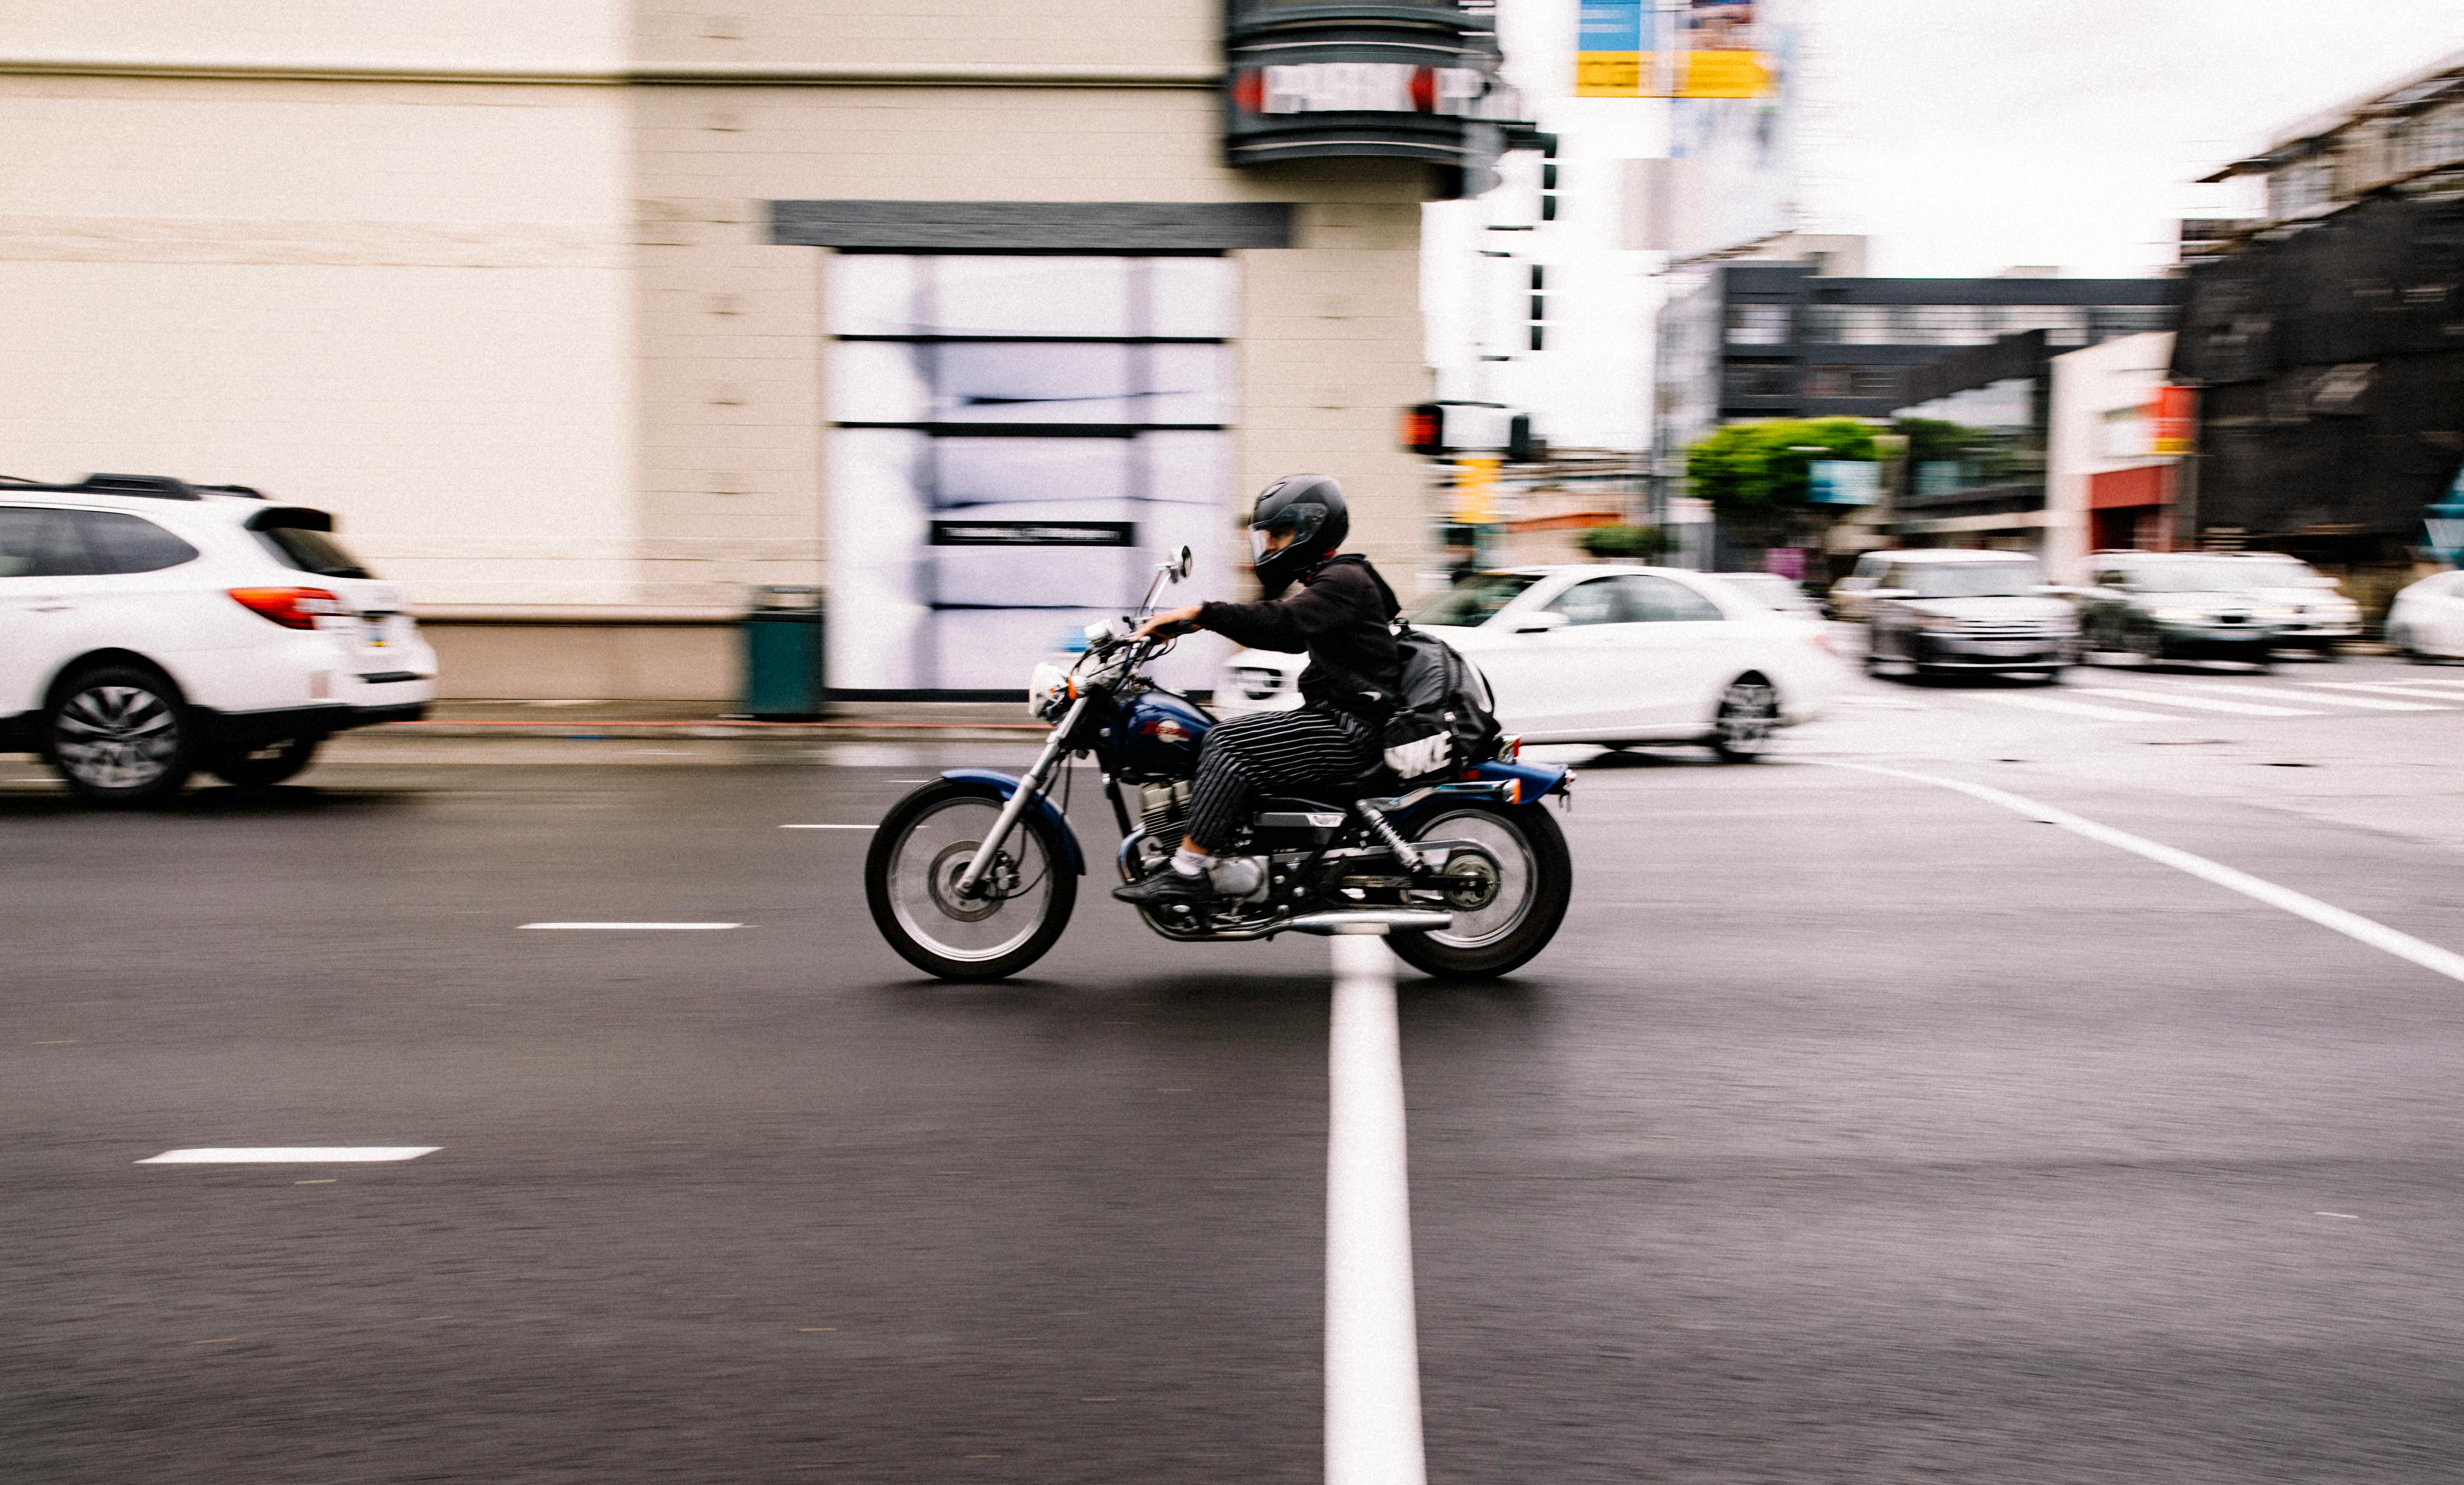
{"left": 1214, "top": 565, "right": 1848, "bottom": 760}
{"left": 2386, "top": 569, "right": 2464, "bottom": 661}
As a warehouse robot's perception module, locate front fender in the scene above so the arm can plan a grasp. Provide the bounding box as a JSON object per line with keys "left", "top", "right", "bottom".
{"left": 939, "top": 768, "right": 1086, "bottom": 875}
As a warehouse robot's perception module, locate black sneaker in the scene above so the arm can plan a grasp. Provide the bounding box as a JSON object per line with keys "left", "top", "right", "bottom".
{"left": 1112, "top": 867, "right": 1219, "bottom": 908}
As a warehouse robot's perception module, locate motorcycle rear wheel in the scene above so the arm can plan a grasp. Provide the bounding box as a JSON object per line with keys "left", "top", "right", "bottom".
{"left": 1388, "top": 802, "right": 1571, "bottom": 980}
{"left": 865, "top": 779, "right": 1076, "bottom": 981}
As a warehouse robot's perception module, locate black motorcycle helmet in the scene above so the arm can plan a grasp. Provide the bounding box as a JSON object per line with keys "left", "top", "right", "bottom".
{"left": 1248, "top": 473, "right": 1349, "bottom": 596}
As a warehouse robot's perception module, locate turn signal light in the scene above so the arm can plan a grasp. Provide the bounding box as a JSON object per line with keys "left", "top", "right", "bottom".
{"left": 228, "top": 586, "right": 345, "bottom": 630}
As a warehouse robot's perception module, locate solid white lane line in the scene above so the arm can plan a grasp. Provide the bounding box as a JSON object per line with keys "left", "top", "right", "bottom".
{"left": 518, "top": 922, "right": 741, "bottom": 931}
{"left": 2184, "top": 683, "right": 2441, "bottom": 712}
{"left": 1325, "top": 930, "right": 1428, "bottom": 1485}
{"left": 779, "top": 823, "right": 876, "bottom": 829}
{"left": 1977, "top": 693, "right": 2176, "bottom": 722}
{"left": 1824, "top": 762, "right": 2464, "bottom": 986}
{"left": 139, "top": 1147, "right": 440, "bottom": 1164}
{"left": 2067, "top": 687, "right": 2317, "bottom": 717}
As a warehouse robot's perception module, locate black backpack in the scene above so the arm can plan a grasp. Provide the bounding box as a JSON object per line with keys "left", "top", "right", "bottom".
{"left": 1380, "top": 621, "right": 1504, "bottom": 784}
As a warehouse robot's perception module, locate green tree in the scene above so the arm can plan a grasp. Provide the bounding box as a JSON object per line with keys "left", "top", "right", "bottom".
{"left": 1577, "top": 523, "right": 1672, "bottom": 561}
{"left": 1684, "top": 418, "right": 1879, "bottom": 516}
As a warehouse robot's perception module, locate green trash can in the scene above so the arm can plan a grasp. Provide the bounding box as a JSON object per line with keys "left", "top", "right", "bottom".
{"left": 742, "top": 585, "right": 825, "bottom": 719}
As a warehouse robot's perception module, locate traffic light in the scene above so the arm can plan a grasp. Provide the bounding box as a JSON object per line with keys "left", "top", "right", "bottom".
{"left": 1528, "top": 263, "right": 1545, "bottom": 352}
{"left": 1401, "top": 403, "right": 1445, "bottom": 456}
{"left": 1539, "top": 134, "right": 1558, "bottom": 222}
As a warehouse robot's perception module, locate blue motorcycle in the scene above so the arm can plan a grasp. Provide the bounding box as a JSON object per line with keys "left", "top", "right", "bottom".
{"left": 864, "top": 549, "right": 1574, "bottom": 982}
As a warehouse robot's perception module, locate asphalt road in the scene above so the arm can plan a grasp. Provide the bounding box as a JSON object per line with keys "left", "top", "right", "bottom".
{"left": 12, "top": 651, "right": 2464, "bottom": 1482}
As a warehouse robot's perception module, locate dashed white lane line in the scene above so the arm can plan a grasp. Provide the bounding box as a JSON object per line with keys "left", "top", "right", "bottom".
{"left": 138, "top": 1147, "right": 440, "bottom": 1164}
{"left": 779, "top": 823, "right": 876, "bottom": 829}
{"left": 1325, "top": 931, "right": 1428, "bottom": 1485}
{"left": 518, "top": 922, "right": 742, "bottom": 931}
{"left": 1825, "top": 762, "right": 2464, "bottom": 986}
{"left": 2183, "top": 683, "right": 2442, "bottom": 712}
{"left": 1977, "top": 693, "right": 2176, "bottom": 722}
{"left": 2067, "top": 686, "right": 2317, "bottom": 717}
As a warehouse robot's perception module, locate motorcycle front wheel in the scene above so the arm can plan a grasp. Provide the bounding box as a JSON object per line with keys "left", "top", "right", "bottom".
{"left": 865, "top": 779, "right": 1076, "bottom": 981}
{"left": 1388, "top": 801, "right": 1571, "bottom": 980}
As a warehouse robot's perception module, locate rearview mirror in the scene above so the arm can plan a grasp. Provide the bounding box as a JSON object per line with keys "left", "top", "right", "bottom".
{"left": 1513, "top": 611, "right": 1571, "bottom": 634}
{"left": 1175, "top": 544, "right": 1193, "bottom": 581}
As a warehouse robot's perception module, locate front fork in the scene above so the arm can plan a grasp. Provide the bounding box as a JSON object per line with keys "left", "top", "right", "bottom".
{"left": 953, "top": 695, "right": 1089, "bottom": 896}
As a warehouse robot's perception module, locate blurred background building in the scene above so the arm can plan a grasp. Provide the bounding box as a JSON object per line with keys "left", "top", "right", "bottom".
{"left": 2173, "top": 45, "right": 2464, "bottom": 587}
{"left": 0, "top": 0, "right": 1527, "bottom": 698}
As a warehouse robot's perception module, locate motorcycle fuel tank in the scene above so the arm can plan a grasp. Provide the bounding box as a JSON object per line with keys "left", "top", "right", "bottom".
{"left": 1115, "top": 690, "right": 1215, "bottom": 776}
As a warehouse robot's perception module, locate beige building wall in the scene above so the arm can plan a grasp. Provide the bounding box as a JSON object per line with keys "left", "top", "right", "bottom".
{"left": 0, "top": 63, "right": 639, "bottom": 607}
{"left": 2, "top": 0, "right": 1453, "bottom": 696}
{"left": 632, "top": 82, "right": 1439, "bottom": 612}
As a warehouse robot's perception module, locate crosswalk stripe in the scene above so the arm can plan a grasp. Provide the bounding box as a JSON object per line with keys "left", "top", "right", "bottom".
{"left": 2194, "top": 683, "right": 2444, "bottom": 712}
{"left": 2346, "top": 676, "right": 2464, "bottom": 695}
{"left": 1978, "top": 694, "right": 2176, "bottom": 722}
{"left": 2303, "top": 682, "right": 2464, "bottom": 703}
{"left": 2067, "top": 687, "right": 2316, "bottom": 717}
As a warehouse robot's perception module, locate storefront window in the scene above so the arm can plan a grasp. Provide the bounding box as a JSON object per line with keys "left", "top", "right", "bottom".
{"left": 826, "top": 255, "right": 1235, "bottom": 693}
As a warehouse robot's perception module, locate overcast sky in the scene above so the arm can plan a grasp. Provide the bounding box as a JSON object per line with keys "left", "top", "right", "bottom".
{"left": 1793, "top": 0, "right": 2464, "bottom": 277}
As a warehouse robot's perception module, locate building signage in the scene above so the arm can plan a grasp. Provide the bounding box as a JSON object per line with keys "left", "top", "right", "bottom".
{"left": 1808, "top": 459, "right": 1881, "bottom": 506}
{"left": 1576, "top": 0, "right": 1773, "bottom": 99}
{"left": 929, "top": 521, "right": 1136, "bottom": 547}
{"left": 1576, "top": 0, "right": 1647, "bottom": 97}
{"left": 2149, "top": 384, "right": 2196, "bottom": 456}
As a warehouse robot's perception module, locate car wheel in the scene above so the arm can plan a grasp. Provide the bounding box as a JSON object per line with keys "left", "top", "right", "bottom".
{"left": 47, "top": 665, "right": 195, "bottom": 806}
{"left": 2029, "top": 666, "right": 2068, "bottom": 685}
{"left": 206, "top": 736, "right": 322, "bottom": 789}
{"left": 1709, "top": 675, "right": 1780, "bottom": 762}
{"left": 2124, "top": 623, "right": 2164, "bottom": 665}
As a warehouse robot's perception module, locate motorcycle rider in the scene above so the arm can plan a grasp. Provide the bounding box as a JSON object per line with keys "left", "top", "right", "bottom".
{"left": 1114, "top": 473, "right": 1402, "bottom": 908}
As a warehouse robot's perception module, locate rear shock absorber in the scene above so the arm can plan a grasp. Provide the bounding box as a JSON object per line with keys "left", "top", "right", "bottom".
{"left": 1356, "top": 803, "right": 1420, "bottom": 872}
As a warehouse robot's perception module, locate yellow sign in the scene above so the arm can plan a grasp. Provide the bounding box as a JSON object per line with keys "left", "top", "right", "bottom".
{"left": 1452, "top": 457, "right": 1501, "bottom": 526}
{"left": 1676, "top": 49, "right": 1771, "bottom": 98}
{"left": 1575, "top": 51, "right": 1644, "bottom": 97}
{"left": 1576, "top": 51, "right": 1771, "bottom": 98}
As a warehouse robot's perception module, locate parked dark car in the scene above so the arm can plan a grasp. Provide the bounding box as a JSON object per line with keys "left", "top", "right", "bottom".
{"left": 2076, "top": 553, "right": 2303, "bottom": 668}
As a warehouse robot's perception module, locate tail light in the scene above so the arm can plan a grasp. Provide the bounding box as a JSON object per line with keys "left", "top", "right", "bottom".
{"left": 228, "top": 586, "right": 345, "bottom": 630}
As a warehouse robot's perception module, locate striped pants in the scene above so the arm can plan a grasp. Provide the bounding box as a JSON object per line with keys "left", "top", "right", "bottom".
{"left": 1184, "top": 705, "right": 1375, "bottom": 851}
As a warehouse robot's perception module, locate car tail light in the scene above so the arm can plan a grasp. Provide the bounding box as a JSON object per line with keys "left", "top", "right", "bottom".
{"left": 228, "top": 586, "right": 346, "bottom": 630}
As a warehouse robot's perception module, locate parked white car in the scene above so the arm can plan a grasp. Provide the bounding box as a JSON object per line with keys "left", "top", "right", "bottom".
{"left": 0, "top": 473, "right": 436, "bottom": 803}
{"left": 1215, "top": 565, "right": 1846, "bottom": 760}
{"left": 2386, "top": 569, "right": 2464, "bottom": 662}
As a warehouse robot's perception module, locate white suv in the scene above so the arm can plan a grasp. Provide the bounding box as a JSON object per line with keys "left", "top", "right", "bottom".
{"left": 0, "top": 473, "right": 436, "bottom": 804}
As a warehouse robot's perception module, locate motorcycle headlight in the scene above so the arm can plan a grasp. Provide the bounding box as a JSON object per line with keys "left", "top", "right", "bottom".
{"left": 1027, "top": 662, "right": 1072, "bottom": 720}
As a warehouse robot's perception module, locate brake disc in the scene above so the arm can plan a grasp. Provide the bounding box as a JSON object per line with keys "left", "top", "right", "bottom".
{"left": 928, "top": 840, "right": 1019, "bottom": 922}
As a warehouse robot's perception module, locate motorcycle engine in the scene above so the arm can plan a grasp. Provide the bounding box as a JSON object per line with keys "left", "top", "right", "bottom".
{"left": 1138, "top": 780, "right": 1191, "bottom": 839}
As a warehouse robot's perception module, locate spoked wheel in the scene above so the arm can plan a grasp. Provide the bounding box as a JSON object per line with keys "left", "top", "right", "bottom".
{"left": 206, "top": 736, "right": 322, "bottom": 789}
{"left": 47, "top": 666, "right": 195, "bottom": 806}
{"left": 864, "top": 779, "right": 1076, "bottom": 981}
{"left": 1709, "top": 674, "right": 1781, "bottom": 762}
{"left": 1388, "top": 802, "right": 1571, "bottom": 980}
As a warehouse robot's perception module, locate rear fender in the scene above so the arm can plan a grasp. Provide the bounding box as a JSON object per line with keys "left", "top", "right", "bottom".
{"left": 939, "top": 768, "right": 1086, "bottom": 875}
{"left": 1465, "top": 757, "right": 1570, "bottom": 802}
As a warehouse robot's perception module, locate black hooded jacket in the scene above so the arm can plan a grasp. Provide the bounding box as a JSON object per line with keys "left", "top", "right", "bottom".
{"left": 1195, "top": 555, "right": 1403, "bottom": 725}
